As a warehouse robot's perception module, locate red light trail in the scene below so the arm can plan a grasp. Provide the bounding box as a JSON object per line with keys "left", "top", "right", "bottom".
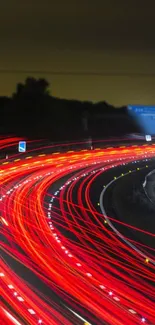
{"left": 0, "top": 137, "right": 155, "bottom": 324}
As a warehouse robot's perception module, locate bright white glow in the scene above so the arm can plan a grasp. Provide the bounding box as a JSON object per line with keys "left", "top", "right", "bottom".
{"left": 145, "top": 135, "right": 152, "bottom": 142}
{"left": 1, "top": 217, "right": 8, "bottom": 226}
{"left": 67, "top": 307, "right": 91, "bottom": 325}
{"left": 109, "top": 291, "right": 113, "bottom": 296}
{"left": 129, "top": 309, "right": 137, "bottom": 314}
{"left": 28, "top": 309, "right": 36, "bottom": 315}
{"left": 14, "top": 292, "right": 17, "bottom": 296}
{"left": 76, "top": 263, "right": 81, "bottom": 267}
{"left": 0, "top": 272, "right": 5, "bottom": 277}
{"left": 86, "top": 273, "right": 92, "bottom": 277}
{"left": 17, "top": 296, "right": 24, "bottom": 302}
{"left": 38, "top": 320, "right": 42, "bottom": 324}
{"left": 141, "top": 318, "right": 146, "bottom": 323}
{"left": 113, "top": 296, "right": 120, "bottom": 302}
{"left": 8, "top": 284, "right": 14, "bottom": 289}
{"left": 2, "top": 308, "right": 22, "bottom": 325}
{"left": 99, "top": 285, "right": 106, "bottom": 290}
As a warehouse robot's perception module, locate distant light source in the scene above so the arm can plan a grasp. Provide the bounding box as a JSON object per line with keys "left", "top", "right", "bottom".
{"left": 141, "top": 317, "right": 146, "bottom": 323}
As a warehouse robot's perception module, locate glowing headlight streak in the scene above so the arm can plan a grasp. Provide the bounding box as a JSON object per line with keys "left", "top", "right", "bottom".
{"left": 2, "top": 307, "right": 22, "bottom": 325}
{"left": 1, "top": 217, "right": 8, "bottom": 226}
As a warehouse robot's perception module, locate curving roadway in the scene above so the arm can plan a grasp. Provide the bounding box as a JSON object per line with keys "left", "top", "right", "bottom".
{"left": 0, "top": 137, "right": 155, "bottom": 325}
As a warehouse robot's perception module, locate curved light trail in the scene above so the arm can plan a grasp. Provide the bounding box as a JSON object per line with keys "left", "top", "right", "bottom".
{"left": 0, "top": 137, "right": 155, "bottom": 325}
{"left": 99, "top": 170, "right": 155, "bottom": 265}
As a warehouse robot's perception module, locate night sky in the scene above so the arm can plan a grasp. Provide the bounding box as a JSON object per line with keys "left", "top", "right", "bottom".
{"left": 1, "top": 0, "right": 155, "bottom": 105}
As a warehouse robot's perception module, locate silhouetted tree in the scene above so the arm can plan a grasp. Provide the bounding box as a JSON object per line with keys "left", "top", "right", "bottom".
{"left": 0, "top": 76, "right": 139, "bottom": 140}
{"left": 10, "top": 77, "right": 51, "bottom": 136}
{"left": 13, "top": 77, "right": 50, "bottom": 99}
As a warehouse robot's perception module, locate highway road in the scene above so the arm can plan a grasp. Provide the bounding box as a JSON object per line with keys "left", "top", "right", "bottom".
{"left": 0, "top": 137, "right": 155, "bottom": 325}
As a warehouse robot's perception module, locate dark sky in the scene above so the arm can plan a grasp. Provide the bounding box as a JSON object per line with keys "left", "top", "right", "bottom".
{"left": 1, "top": 0, "right": 155, "bottom": 105}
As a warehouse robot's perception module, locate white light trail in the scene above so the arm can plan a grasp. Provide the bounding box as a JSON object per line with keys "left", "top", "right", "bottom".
{"left": 1, "top": 308, "right": 22, "bottom": 325}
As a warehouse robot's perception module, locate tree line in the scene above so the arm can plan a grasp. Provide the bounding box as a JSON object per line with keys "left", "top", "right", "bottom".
{"left": 0, "top": 77, "right": 139, "bottom": 140}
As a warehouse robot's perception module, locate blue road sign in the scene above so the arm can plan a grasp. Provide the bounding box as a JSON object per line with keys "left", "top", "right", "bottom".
{"left": 128, "top": 105, "right": 155, "bottom": 135}
{"left": 18, "top": 141, "right": 26, "bottom": 152}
